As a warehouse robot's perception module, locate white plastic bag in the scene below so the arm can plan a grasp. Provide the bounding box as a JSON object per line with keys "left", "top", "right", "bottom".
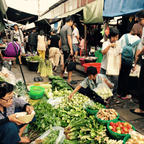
{"left": 0, "top": 67, "right": 16, "bottom": 85}
{"left": 129, "top": 65, "right": 141, "bottom": 77}
{"left": 47, "top": 97, "right": 63, "bottom": 107}
{"left": 93, "top": 83, "right": 113, "bottom": 100}
{"left": 31, "top": 126, "right": 65, "bottom": 144}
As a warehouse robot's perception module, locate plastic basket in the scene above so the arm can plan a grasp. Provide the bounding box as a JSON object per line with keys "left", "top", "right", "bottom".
{"left": 95, "top": 112, "right": 119, "bottom": 125}
{"left": 85, "top": 108, "right": 98, "bottom": 115}
{"left": 83, "top": 63, "right": 101, "bottom": 73}
{"left": 29, "top": 86, "right": 45, "bottom": 99}
{"left": 107, "top": 120, "right": 135, "bottom": 140}
{"left": 95, "top": 50, "right": 103, "bottom": 63}
{"left": 123, "top": 134, "right": 131, "bottom": 144}
{"left": 79, "top": 58, "right": 85, "bottom": 66}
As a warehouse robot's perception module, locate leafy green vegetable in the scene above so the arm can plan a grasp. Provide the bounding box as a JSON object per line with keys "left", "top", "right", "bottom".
{"left": 42, "top": 130, "right": 59, "bottom": 144}
{"left": 26, "top": 55, "right": 41, "bottom": 62}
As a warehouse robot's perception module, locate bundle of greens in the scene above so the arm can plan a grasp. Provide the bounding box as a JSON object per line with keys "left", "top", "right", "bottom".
{"left": 52, "top": 79, "right": 72, "bottom": 91}
{"left": 37, "top": 60, "right": 53, "bottom": 77}
{"left": 14, "top": 81, "right": 27, "bottom": 97}
{"left": 42, "top": 130, "right": 59, "bottom": 144}
{"left": 26, "top": 55, "right": 41, "bottom": 62}
{"left": 29, "top": 99, "right": 61, "bottom": 134}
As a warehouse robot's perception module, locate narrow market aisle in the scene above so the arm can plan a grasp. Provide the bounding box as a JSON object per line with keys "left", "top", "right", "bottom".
{"left": 11, "top": 65, "right": 48, "bottom": 84}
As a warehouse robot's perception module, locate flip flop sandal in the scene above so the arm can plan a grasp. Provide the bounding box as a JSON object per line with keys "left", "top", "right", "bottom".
{"left": 70, "top": 80, "right": 77, "bottom": 85}
{"left": 34, "top": 77, "right": 39, "bottom": 82}
{"left": 130, "top": 109, "right": 144, "bottom": 116}
{"left": 38, "top": 77, "right": 43, "bottom": 82}
{"left": 120, "top": 95, "right": 132, "bottom": 100}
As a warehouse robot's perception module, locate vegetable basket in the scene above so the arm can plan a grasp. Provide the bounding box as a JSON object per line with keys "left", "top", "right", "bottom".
{"left": 107, "top": 120, "right": 135, "bottom": 140}
{"left": 123, "top": 134, "right": 131, "bottom": 144}
{"left": 29, "top": 86, "right": 45, "bottom": 99}
{"left": 95, "top": 113, "right": 119, "bottom": 125}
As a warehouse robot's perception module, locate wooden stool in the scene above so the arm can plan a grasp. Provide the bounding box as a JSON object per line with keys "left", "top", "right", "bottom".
{"left": 2, "top": 57, "right": 16, "bottom": 67}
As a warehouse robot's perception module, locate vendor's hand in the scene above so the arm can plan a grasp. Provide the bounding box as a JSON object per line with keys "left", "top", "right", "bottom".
{"left": 68, "top": 94, "right": 73, "bottom": 100}
{"left": 26, "top": 105, "right": 34, "bottom": 114}
{"left": 110, "top": 43, "right": 116, "bottom": 48}
{"left": 8, "top": 114, "right": 25, "bottom": 125}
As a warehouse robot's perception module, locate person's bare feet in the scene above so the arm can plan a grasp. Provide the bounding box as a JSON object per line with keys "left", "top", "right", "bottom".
{"left": 134, "top": 108, "right": 144, "bottom": 113}
{"left": 19, "top": 136, "right": 30, "bottom": 143}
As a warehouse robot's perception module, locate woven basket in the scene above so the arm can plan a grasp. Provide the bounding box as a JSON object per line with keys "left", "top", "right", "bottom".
{"left": 107, "top": 120, "right": 135, "bottom": 140}
{"left": 95, "top": 113, "right": 119, "bottom": 125}
{"left": 85, "top": 108, "right": 98, "bottom": 115}
{"left": 15, "top": 111, "right": 35, "bottom": 124}
{"left": 123, "top": 134, "right": 131, "bottom": 144}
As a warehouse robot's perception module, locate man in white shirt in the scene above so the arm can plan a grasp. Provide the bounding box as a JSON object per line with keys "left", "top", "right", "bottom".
{"left": 72, "top": 23, "right": 79, "bottom": 57}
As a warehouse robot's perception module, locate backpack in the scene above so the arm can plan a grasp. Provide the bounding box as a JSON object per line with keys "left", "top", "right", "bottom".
{"left": 5, "top": 42, "right": 21, "bottom": 57}
{"left": 122, "top": 34, "right": 140, "bottom": 65}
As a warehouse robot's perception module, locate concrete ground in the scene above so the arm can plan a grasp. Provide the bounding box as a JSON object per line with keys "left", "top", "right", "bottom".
{"left": 11, "top": 62, "right": 144, "bottom": 135}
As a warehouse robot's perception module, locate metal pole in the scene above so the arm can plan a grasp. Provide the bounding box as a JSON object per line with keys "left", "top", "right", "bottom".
{"left": 5, "top": 14, "right": 28, "bottom": 92}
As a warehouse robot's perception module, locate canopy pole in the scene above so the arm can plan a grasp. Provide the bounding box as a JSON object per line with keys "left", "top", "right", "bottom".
{"left": 5, "top": 13, "right": 28, "bottom": 92}
{"left": 84, "top": 24, "right": 87, "bottom": 56}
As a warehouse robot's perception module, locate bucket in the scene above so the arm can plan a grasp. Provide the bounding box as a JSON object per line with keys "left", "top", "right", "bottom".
{"left": 83, "top": 63, "right": 101, "bottom": 73}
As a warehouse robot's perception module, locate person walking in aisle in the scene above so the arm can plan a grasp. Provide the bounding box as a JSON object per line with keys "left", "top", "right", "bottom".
{"left": 130, "top": 10, "right": 144, "bottom": 116}
{"left": 49, "top": 30, "right": 61, "bottom": 72}
{"left": 37, "top": 30, "right": 47, "bottom": 59}
{"left": 28, "top": 29, "right": 37, "bottom": 53}
{"left": 117, "top": 26, "right": 141, "bottom": 100}
{"left": 72, "top": 23, "right": 79, "bottom": 57}
{"left": 59, "top": 16, "right": 77, "bottom": 84}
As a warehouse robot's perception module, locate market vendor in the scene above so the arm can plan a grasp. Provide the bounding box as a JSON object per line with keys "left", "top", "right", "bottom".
{"left": 69, "top": 66, "right": 113, "bottom": 105}
{"left": 0, "top": 81, "right": 34, "bottom": 144}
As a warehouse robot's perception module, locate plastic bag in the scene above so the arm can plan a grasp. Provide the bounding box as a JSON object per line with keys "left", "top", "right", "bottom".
{"left": 31, "top": 126, "right": 65, "bottom": 144}
{"left": 129, "top": 65, "right": 141, "bottom": 77}
{"left": 47, "top": 97, "right": 63, "bottom": 107}
{"left": 93, "top": 83, "right": 113, "bottom": 100}
{"left": 0, "top": 67, "right": 16, "bottom": 85}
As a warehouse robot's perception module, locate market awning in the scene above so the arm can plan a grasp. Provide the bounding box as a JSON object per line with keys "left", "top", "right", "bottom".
{"left": 0, "top": 0, "right": 7, "bottom": 16}
{"left": 35, "top": 19, "right": 51, "bottom": 34}
{"left": 103, "top": 0, "right": 144, "bottom": 17}
{"left": 83, "top": 0, "right": 104, "bottom": 24}
{"left": 57, "top": 7, "right": 84, "bottom": 18}
{"left": 6, "top": 7, "right": 38, "bottom": 24}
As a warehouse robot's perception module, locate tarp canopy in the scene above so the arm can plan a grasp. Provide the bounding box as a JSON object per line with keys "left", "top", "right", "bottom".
{"left": 83, "top": 0, "right": 104, "bottom": 24}
{"left": 57, "top": 7, "right": 84, "bottom": 18}
{"left": 103, "top": 0, "right": 144, "bottom": 17}
{"left": 35, "top": 19, "right": 51, "bottom": 34}
{"left": 6, "top": 7, "right": 38, "bottom": 24}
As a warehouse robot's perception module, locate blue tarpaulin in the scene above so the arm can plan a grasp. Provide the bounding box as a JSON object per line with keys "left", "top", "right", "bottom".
{"left": 103, "top": 0, "right": 144, "bottom": 17}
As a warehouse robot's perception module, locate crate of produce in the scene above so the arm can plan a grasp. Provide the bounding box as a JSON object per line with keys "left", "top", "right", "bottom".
{"left": 83, "top": 63, "right": 101, "bottom": 73}
{"left": 29, "top": 86, "right": 45, "bottom": 99}
{"left": 107, "top": 120, "right": 135, "bottom": 140}
{"left": 95, "top": 109, "right": 119, "bottom": 125}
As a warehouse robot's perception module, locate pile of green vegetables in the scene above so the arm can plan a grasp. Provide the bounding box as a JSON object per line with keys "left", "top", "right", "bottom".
{"left": 29, "top": 99, "right": 61, "bottom": 134}
{"left": 14, "top": 81, "right": 27, "bottom": 97}
{"left": 26, "top": 55, "right": 41, "bottom": 62}
{"left": 29, "top": 76, "right": 123, "bottom": 143}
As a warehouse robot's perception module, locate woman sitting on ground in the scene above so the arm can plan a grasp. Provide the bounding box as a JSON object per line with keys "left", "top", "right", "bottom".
{"left": 0, "top": 81, "right": 34, "bottom": 144}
